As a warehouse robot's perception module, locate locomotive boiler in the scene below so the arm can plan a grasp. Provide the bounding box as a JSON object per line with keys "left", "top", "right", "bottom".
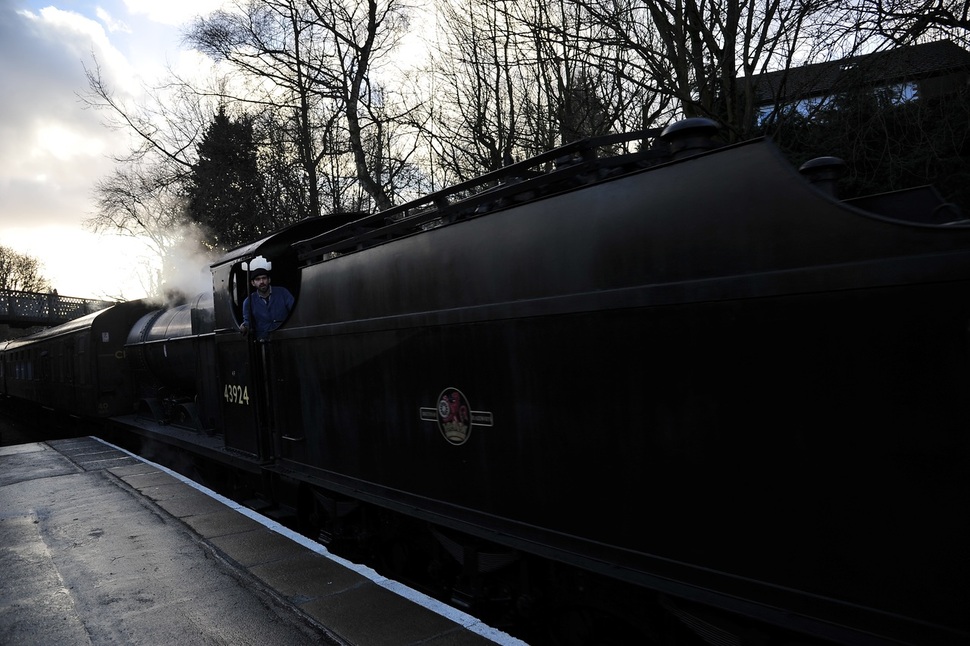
{"left": 3, "top": 119, "right": 969, "bottom": 646}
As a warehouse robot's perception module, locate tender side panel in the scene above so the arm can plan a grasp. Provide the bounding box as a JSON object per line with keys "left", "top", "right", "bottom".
{"left": 266, "top": 138, "right": 970, "bottom": 643}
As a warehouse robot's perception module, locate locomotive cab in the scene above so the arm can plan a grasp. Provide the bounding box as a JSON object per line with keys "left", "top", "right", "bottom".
{"left": 210, "top": 214, "right": 366, "bottom": 336}
{"left": 208, "top": 215, "right": 366, "bottom": 457}
{"left": 225, "top": 259, "right": 302, "bottom": 332}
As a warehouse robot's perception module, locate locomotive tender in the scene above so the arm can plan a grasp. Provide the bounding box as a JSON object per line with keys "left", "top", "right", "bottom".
{"left": 3, "top": 119, "right": 969, "bottom": 646}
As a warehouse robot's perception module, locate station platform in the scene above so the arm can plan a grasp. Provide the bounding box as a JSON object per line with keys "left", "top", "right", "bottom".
{"left": 0, "top": 436, "right": 523, "bottom": 646}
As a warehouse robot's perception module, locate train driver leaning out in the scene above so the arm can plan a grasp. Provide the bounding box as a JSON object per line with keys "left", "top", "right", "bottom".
{"left": 239, "top": 267, "right": 295, "bottom": 341}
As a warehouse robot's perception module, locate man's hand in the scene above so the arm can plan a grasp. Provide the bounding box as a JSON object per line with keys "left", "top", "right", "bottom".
{"left": 240, "top": 323, "right": 249, "bottom": 336}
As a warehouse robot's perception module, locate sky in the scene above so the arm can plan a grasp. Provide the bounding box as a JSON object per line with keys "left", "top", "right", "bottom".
{"left": 0, "top": 1, "right": 224, "bottom": 300}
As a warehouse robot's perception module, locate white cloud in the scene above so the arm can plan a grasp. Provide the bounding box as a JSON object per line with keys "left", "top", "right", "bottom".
{"left": 0, "top": 7, "right": 128, "bottom": 218}
{"left": 32, "top": 121, "right": 108, "bottom": 161}
{"left": 0, "top": 3, "right": 163, "bottom": 298}
{"left": 96, "top": 6, "right": 131, "bottom": 33}
{"left": 32, "top": 6, "right": 129, "bottom": 69}
{"left": 0, "top": 2, "right": 223, "bottom": 299}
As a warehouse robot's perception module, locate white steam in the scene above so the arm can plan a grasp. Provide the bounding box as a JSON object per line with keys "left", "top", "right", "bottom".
{"left": 151, "top": 222, "right": 216, "bottom": 306}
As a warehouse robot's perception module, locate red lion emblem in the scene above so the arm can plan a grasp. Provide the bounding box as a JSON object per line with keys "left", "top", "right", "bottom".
{"left": 437, "top": 388, "right": 471, "bottom": 445}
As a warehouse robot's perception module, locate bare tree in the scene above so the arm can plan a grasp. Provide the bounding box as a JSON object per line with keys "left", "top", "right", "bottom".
{"left": 549, "top": 0, "right": 871, "bottom": 140}
{"left": 854, "top": 0, "right": 970, "bottom": 44}
{"left": 188, "top": 0, "right": 335, "bottom": 216}
{"left": 187, "top": 0, "right": 415, "bottom": 214}
{"left": 80, "top": 56, "right": 205, "bottom": 175}
{"left": 86, "top": 164, "right": 200, "bottom": 297}
{"left": 422, "top": 0, "right": 525, "bottom": 181}
{"left": 307, "top": 0, "right": 417, "bottom": 210}
{"left": 80, "top": 55, "right": 219, "bottom": 288}
{"left": 418, "top": 0, "right": 643, "bottom": 186}
{"left": 0, "top": 245, "right": 51, "bottom": 293}
{"left": 510, "top": 0, "right": 665, "bottom": 142}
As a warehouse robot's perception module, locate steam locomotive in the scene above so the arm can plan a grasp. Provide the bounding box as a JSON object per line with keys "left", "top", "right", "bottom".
{"left": 3, "top": 119, "right": 969, "bottom": 646}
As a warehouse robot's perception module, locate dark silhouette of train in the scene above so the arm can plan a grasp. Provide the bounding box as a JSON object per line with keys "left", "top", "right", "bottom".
{"left": 3, "top": 119, "right": 969, "bottom": 646}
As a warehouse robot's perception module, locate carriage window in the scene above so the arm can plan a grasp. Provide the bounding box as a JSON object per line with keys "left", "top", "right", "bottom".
{"left": 77, "top": 337, "right": 88, "bottom": 385}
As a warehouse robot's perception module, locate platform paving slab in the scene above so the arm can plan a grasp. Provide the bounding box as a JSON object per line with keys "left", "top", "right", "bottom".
{"left": 0, "top": 456, "right": 336, "bottom": 645}
{"left": 1, "top": 438, "right": 518, "bottom": 646}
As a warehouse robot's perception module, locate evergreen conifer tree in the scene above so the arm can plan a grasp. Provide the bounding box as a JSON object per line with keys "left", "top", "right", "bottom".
{"left": 188, "top": 107, "right": 269, "bottom": 250}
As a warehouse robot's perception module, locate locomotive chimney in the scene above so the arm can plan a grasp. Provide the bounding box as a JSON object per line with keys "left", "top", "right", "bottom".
{"left": 660, "top": 118, "right": 720, "bottom": 159}
{"left": 799, "top": 156, "right": 846, "bottom": 198}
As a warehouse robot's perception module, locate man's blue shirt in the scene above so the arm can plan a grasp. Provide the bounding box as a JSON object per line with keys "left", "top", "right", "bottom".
{"left": 242, "top": 286, "right": 295, "bottom": 340}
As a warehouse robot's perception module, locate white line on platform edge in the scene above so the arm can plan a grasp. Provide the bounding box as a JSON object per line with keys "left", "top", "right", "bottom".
{"left": 93, "top": 436, "right": 527, "bottom": 646}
